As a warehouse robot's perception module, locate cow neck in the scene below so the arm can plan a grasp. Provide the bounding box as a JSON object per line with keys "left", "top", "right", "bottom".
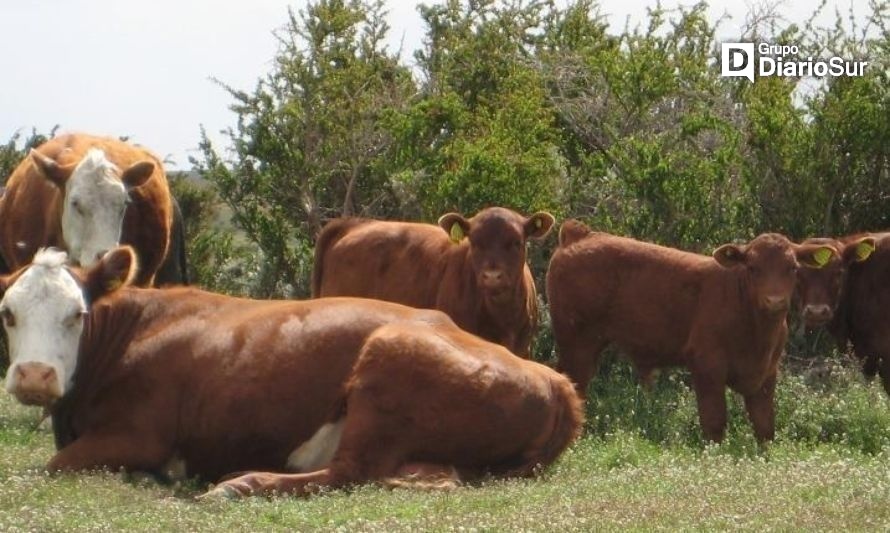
{"left": 734, "top": 270, "right": 787, "bottom": 350}
{"left": 50, "top": 289, "right": 147, "bottom": 449}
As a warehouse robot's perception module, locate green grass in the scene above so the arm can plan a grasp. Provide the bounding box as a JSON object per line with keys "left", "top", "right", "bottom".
{"left": 2, "top": 364, "right": 890, "bottom": 531}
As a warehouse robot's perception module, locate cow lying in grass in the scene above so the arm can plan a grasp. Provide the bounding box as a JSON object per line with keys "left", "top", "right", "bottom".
{"left": 546, "top": 221, "right": 834, "bottom": 443}
{"left": 0, "top": 247, "right": 581, "bottom": 498}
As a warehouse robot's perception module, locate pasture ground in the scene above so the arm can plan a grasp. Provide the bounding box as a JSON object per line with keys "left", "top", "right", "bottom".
{"left": 2, "top": 365, "right": 890, "bottom": 532}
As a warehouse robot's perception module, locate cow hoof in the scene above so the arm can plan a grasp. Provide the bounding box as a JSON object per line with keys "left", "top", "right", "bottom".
{"left": 197, "top": 484, "right": 243, "bottom": 501}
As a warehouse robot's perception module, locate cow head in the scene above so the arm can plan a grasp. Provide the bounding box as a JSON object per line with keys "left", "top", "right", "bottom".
{"left": 795, "top": 236, "right": 876, "bottom": 327}
{"left": 713, "top": 233, "right": 836, "bottom": 314}
{"left": 30, "top": 148, "right": 153, "bottom": 268}
{"left": 1, "top": 246, "right": 136, "bottom": 407}
{"left": 438, "top": 207, "right": 554, "bottom": 300}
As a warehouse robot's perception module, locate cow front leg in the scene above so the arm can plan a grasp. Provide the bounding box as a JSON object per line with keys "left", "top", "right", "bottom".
{"left": 555, "top": 336, "right": 608, "bottom": 396}
{"left": 743, "top": 373, "right": 777, "bottom": 443}
{"left": 691, "top": 370, "right": 728, "bottom": 443}
{"left": 201, "top": 469, "right": 336, "bottom": 499}
{"left": 877, "top": 356, "right": 890, "bottom": 396}
{"left": 47, "top": 433, "right": 169, "bottom": 474}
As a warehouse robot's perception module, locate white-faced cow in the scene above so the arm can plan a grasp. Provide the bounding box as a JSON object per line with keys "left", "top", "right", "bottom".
{"left": 1, "top": 247, "right": 581, "bottom": 498}
{"left": 0, "top": 133, "right": 180, "bottom": 286}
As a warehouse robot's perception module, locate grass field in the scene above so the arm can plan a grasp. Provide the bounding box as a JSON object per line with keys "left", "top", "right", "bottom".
{"left": 3, "top": 362, "right": 890, "bottom": 532}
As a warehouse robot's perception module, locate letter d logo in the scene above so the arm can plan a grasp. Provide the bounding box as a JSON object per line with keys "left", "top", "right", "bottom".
{"left": 721, "top": 43, "right": 755, "bottom": 82}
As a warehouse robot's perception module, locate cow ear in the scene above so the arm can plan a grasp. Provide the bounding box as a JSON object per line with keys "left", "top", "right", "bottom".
{"left": 438, "top": 213, "right": 471, "bottom": 244}
{"left": 30, "top": 149, "right": 74, "bottom": 188}
{"left": 121, "top": 160, "right": 154, "bottom": 189}
{"left": 796, "top": 244, "right": 838, "bottom": 269}
{"left": 84, "top": 246, "right": 137, "bottom": 302}
{"left": 713, "top": 243, "right": 747, "bottom": 267}
{"left": 524, "top": 212, "right": 555, "bottom": 240}
{"left": 842, "top": 237, "right": 876, "bottom": 264}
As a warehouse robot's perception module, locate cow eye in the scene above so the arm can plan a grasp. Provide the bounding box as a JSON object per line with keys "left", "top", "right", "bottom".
{"left": 65, "top": 310, "right": 86, "bottom": 328}
{"left": 1, "top": 308, "right": 15, "bottom": 328}
{"left": 70, "top": 199, "right": 84, "bottom": 215}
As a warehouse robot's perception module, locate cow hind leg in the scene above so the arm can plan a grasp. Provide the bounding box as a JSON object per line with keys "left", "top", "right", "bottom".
{"left": 382, "top": 463, "right": 461, "bottom": 491}
{"left": 204, "top": 407, "right": 409, "bottom": 499}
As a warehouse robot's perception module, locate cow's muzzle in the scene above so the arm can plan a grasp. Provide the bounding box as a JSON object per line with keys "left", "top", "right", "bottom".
{"left": 762, "top": 295, "right": 790, "bottom": 313}
{"left": 8, "top": 362, "right": 62, "bottom": 407}
{"left": 802, "top": 304, "right": 833, "bottom": 327}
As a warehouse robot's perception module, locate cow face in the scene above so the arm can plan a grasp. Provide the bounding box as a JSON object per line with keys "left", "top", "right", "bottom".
{"left": 713, "top": 234, "right": 835, "bottom": 314}
{"left": 31, "top": 148, "right": 153, "bottom": 268}
{"left": 795, "top": 236, "right": 876, "bottom": 327}
{"left": 0, "top": 247, "right": 135, "bottom": 407}
{"left": 438, "top": 208, "right": 554, "bottom": 300}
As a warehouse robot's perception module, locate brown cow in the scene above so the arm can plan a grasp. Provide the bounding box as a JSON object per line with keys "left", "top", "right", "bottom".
{"left": 312, "top": 208, "right": 555, "bottom": 356}
{"left": 1, "top": 247, "right": 581, "bottom": 497}
{"left": 796, "top": 233, "right": 890, "bottom": 393}
{"left": 0, "top": 133, "right": 173, "bottom": 286}
{"left": 793, "top": 235, "right": 875, "bottom": 328}
{"left": 546, "top": 220, "right": 834, "bottom": 442}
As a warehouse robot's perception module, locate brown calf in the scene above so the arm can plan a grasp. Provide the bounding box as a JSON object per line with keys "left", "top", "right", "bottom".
{"left": 1, "top": 247, "right": 581, "bottom": 495}
{"left": 312, "top": 207, "right": 555, "bottom": 356}
{"left": 547, "top": 220, "right": 833, "bottom": 442}
{"left": 798, "top": 233, "right": 890, "bottom": 393}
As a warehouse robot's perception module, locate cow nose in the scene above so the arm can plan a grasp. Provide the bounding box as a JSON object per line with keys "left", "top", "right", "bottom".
{"left": 803, "top": 304, "right": 832, "bottom": 324}
{"left": 763, "top": 295, "right": 789, "bottom": 311}
{"left": 9, "top": 362, "right": 61, "bottom": 407}
{"left": 481, "top": 270, "right": 504, "bottom": 286}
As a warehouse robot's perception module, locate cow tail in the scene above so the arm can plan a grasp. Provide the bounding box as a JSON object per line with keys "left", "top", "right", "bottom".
{"left": 557, "top": 219, "right": 592, "bottom": 248}
{"left": 513, "top": 375, "right": 584, "bottom": 477}
{"left": 311, "top": 218, "right": 367, "bottom": 298}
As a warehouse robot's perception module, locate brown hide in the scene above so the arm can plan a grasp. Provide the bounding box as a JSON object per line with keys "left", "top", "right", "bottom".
{"left": 206, "top": 317, "right": 582, "bottom": 498}
{"left": 0, "top": 133, "right": 172, "bottom": 286}
{"left": 820, "top": 233, "right": 890, "bottom": 394}
{"left": 547, "top": 220, "right": 827, "bottom": 442}
{"left": 22, "top": 280, "right": 579, "bottom": 485}
{"left": 312, "top": 208, "right": 554, "bottom": 356}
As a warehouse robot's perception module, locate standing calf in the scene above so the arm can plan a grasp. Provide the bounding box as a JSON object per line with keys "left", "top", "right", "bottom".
{"left": 795, "top": 234, "right": 890, "bottom": 393}
{"left": 547, "top": 220, "right": 833, "bottom": 442}
{"left": 313, "top": 207, "right": 554, "bottom": 356}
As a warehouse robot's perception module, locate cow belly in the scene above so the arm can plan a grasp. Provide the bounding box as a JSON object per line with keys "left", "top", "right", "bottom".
{"left": 286, "top": 421, "right": 345, "bottom": 472}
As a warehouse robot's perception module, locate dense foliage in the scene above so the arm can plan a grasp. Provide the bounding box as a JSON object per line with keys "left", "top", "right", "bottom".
{"left": 189, "top": 0, "right": 888, "bottom": 301}
{"left": 1, "top": 0, "right": 887, "bottom": 385}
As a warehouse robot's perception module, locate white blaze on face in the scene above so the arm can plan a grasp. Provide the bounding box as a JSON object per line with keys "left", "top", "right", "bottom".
{"left": 62, "top": 149, "right": 129, "bottom": 268}
{"left": 2, "top": 249, "right": 86, "bottom": 399}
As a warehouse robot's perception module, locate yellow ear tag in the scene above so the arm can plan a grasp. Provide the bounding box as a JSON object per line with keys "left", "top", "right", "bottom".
{"left": 856, "top": 241, "right": 875, "bottom": 262}
{"left": 534, "top": 218, "right": 542, "bottom": 229}
{"left": 812, "top": 248, "right": 833, "bottom": 268}
{"left": 105, "top": 278, "right": 122, "bottom": 292}
{"left": 449, "top": 223, "right": 464, "bottom": 244}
